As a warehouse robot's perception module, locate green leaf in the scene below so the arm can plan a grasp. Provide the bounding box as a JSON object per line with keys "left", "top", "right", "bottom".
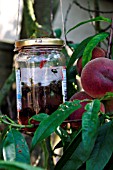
{"left": 67, "top": 36, "right": 93, "bottom": 70}
{"left": 3, "top": 129, "right": 30, "bottom": 163}
{"left": 66, "top": 16, "right": 111, "bottom": 34}
{"left": 54, "top": 28, "right": 62, "bottom": 38}
{"left": 82, "top": 99, "right": 100, "bottom": 153}
{"left": 61, "top": 141, "right": 90, "bottom": 170}
{"left": 100, "top": 92, "right": 113, "bottom": 101}
{"left": 62, "top": 47, "right": 70, "bottom": 65}
{"left": 0, "top": 125, "right": 10, "bottom": 159}
{"left": 29, "top": 113, "right": 49, "bottom": 123}
{"left": 67, "top": 43, "right": 79, "bottom": 50}
{"left": 31, "top": 100, "right": 81, "bottom": 151}
{"left": 86, "top": 121, "right": 113, "bottom": 170}
{"left": 67, "top": 65, "right": 78, "bottom": 99}
{"left": 82, "top": 32, "right": 109, "bottom": 67}
{"left": 55, "top": 129, "right": 83, "bottom": 170}
{"left": 0, "top": 160, "right": 44, "bottom": 170}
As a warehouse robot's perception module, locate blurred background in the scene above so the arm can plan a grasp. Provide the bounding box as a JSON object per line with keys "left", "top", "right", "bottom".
{"left": 0, "top": 0, "right": 113, "bottom": 42}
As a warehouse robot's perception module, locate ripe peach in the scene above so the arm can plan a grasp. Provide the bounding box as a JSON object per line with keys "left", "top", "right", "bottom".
{"left": 69, "top": 91, "right": 92, "bottom": 129}
{"left": 69, "top": 91, "right": 105, "bottom": 129}
{"left": 76, "top": 47, "right": 106, "bottom": 75}
{"left": 81, "top": 58, "right": 113, "bottom": 99}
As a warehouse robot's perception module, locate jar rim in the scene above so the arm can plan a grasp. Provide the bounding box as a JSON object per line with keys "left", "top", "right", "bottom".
{"left": 14, "top": 38, "right": 64, "bottom": 50}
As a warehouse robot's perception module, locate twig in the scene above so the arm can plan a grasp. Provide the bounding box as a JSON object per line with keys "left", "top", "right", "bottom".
{"left": 87, "top": 0, "right": 97, "bottom": 31}
{"left": 41, "top": 140, "right": 49, "bottom": 169}
{"left": 94, "top": 0, "right": 100, "bottom": 33}
{"left": 50, "top": 0, "right": 54, "bottom": 37}
{"left": 106, "top": 17, "right": 113, "bottom": 59}
{"left": 73, "top": 0, "right": 113, "bottom": 14}
{"left": 46, "top": 136, "right": 54, "bottom": 170}
{"left": 64, "top": 1, "right": 74, "bottom": 42}
{"left": 0, "top": 115, "right": 34, "bottom": 129}
{"left": 100, "top": 25, "right": 111, "bottom": 32}
{"left": 87, "top": 0, "right": 93, "bottom": 20}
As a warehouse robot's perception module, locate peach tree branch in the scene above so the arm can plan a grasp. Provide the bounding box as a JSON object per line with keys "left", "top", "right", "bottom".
{"left": 73, "top": 0, "right": 113, "bottom": 14}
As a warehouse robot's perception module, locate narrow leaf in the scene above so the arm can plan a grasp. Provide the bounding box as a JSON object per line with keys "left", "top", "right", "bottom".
{"left": 61, "top": 141, "right": 90, "bottom": 170}
{"left": 86, "top": 121, "right": 113, "bottom": 170}
{"left": 82, "top": 99, "right": 100, "bottom": 153}
{"left": 67, "top": 36, "right": 93, "bottom": 70}
{"left": 54, "top": 28, "right": 62, "bottom": 38}
{"left": 82, "top": 32, "right": 109, "bottom": 67}
{"left": 67, "top": 16, "right": 111, "bottom": 34}
{"left": 29, "top": 113, "right": 49, "bottom": 123}
{"left": 0, "top": 160, "right": 44, "bottom": 170}
{"left": 3, "top": 129, "right": 30, "bottom": 163}
{"left": 55, "top": 129, "right": 83, "bottom": 170}
{"left": 31, "top": 100, "right": 81, "bottom": 150}
{"left": 100, "top": 92, "right": 113, "bottom": 101}
{"left": 68, "top": 43, "right": 79, "bottom": 50}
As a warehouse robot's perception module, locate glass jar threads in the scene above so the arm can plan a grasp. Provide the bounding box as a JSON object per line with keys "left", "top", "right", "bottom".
{"left": 14, "top": 38, "right": 67, "bottom": 126}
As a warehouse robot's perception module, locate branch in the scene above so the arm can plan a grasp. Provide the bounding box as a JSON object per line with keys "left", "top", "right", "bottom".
{"left": 94, "top": 0, "right": 100, "bottom": 33}
{"left": 100, "top": 25, "right": 111, "bottom": 32}
{"left": 50, "top": 0, "right": 54, "bottom": 37}
{"left": 22, "top": 0, "right": 50, "bottom": 38}
{"left": 46, "top": 136, "right": 54, "bottom": 170}
{"left": 0, "top": 114, "right": 34, "bottom": 129}
{"left": 74, "top": 0, "right": 113, "bottom": 14}
{"left": 106, "top": 17, "right": 113, "bottom": 59}
{"left": 87, "top": 0, "right": 93, "bottom": 20}
{"left": 64, "top": 1, "right": 74, "bottom": 42}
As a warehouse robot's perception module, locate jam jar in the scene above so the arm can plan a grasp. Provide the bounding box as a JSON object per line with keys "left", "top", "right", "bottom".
{"left": 14, "top": 38, "right": 67, "bottom": 126}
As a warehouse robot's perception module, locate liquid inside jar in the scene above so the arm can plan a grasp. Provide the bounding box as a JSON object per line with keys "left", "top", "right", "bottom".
{"left": 16, "top": 66, "right": 67, "bottom": 126}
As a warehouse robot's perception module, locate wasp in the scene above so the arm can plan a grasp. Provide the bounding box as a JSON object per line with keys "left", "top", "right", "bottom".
{"left": 51, "top": 68, "right": 58, "bottom": 74}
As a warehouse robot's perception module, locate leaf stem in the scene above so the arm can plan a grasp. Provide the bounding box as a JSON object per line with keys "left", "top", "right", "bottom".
{"left": 0, "top": 117, "right": 34, "bottom": 129}
{"left": 41, "top": 140, "right": 49, "bottom": 169}
{"left": 46, "top": 136, "right": 54, "bottom": 170}
{"left": 4, "top": 115, "right": 16, "bottom": 124}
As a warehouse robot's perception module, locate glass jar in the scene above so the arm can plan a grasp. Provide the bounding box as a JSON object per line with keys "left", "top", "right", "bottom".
{"left": 14, "top": 38, "right": 67, "bottom": 126}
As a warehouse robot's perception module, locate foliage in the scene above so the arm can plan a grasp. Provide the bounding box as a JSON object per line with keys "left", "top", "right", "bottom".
{"left": 66, "top": 16, "right": 111, "bottom": 34}
{"left": 1, "top": 7, "right": 113, "bottom": 170}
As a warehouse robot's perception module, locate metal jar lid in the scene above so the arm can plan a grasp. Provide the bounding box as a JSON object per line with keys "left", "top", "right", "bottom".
{"left": 14, "top": 38, "right": 64, "bottom": 50}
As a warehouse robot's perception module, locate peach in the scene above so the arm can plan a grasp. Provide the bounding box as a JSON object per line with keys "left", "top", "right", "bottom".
{"left": 81, "top": 58, "right": 113, "bottom": 98}
{"left": 69, "top": 91, "right": 91, "bottom": 129}
{"left": 76, "top": 47, "right": 106, "bottom": 75}
{"left": 69, "top": 91, "right": 105, "bottom": 129}
{"left": 69, "top": 91, "right": 92, "bottom": 129}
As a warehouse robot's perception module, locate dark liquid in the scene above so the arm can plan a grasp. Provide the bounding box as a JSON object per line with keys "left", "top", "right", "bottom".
{"left": 18, "top": 80, "right": 63, "bottom": 128}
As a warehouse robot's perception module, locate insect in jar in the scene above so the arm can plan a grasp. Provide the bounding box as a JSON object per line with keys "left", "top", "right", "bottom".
{"left": 51, "top": 68, "right": 58, "bottom": 74}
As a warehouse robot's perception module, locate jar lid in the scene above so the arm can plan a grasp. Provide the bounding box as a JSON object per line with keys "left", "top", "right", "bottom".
{"left": 15, "top": 38, "right": 64, "bottom": 50}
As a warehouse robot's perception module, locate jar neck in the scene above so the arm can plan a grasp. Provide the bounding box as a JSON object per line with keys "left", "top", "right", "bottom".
{"left": 18, "top": 45, "right": 63, "bottom": 53}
